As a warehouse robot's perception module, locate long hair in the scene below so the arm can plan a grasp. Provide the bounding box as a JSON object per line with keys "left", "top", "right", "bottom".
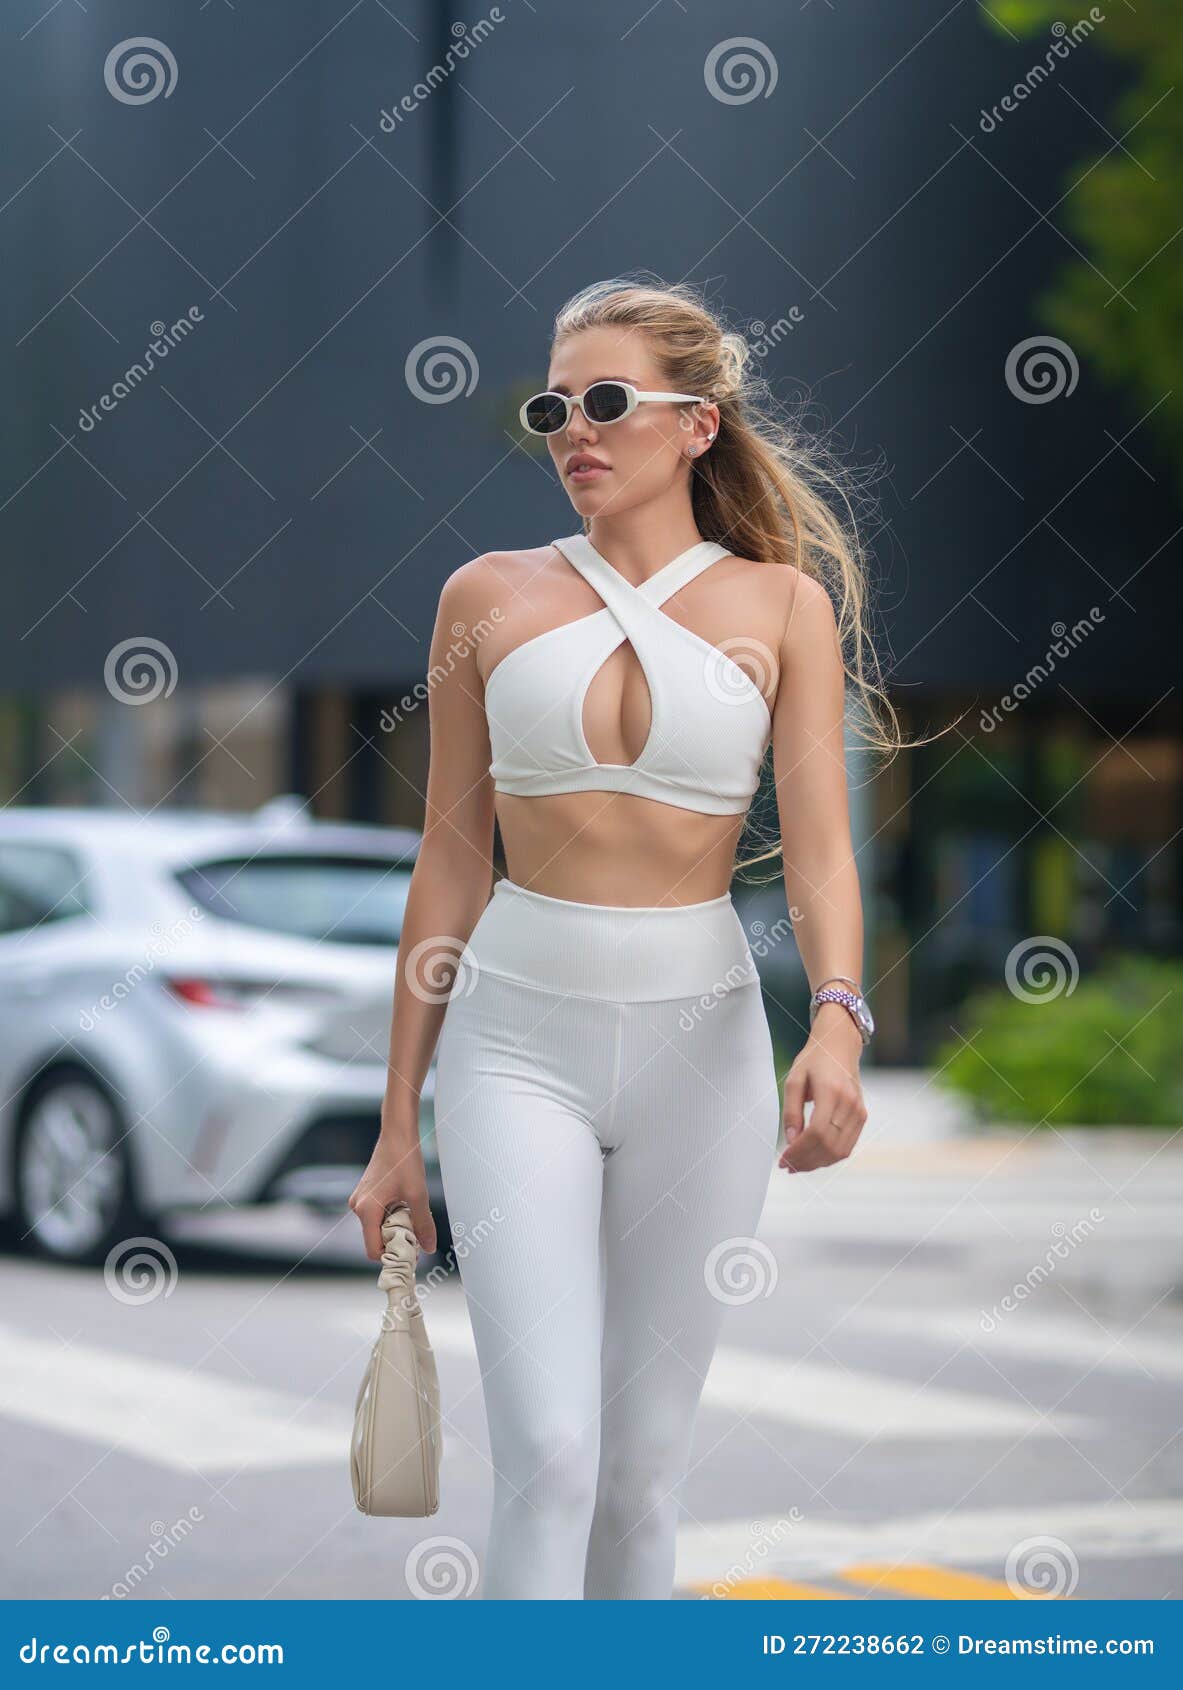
{"left": 550, "top": 276, "right": 904, "bottom": 872}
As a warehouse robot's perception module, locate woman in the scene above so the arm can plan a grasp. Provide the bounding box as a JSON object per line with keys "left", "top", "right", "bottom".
{"left": 350, "top": 277, "right": 891, "bottom": 1600}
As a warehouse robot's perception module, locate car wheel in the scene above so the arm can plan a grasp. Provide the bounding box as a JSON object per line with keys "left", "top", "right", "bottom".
{"left": 14, "top": 1070, "right": 149, "bottom": 1265}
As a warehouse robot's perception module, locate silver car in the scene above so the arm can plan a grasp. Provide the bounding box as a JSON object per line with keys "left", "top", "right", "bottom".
{"left": 0, "top": 801, "right": 444, "bottom": 1264}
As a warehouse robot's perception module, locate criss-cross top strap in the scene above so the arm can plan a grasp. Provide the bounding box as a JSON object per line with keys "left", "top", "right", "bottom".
{"left": 551, "top": 534, "right": 729, "bottom": 647}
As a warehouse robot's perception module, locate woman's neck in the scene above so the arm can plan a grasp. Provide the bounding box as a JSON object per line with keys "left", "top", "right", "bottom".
{"left": 585, "top": 490, "right": 703, "bottom": 585}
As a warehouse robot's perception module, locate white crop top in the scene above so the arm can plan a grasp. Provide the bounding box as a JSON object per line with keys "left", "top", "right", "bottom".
{"left": 485, "top": 533, "right": 773, "bottom": 816}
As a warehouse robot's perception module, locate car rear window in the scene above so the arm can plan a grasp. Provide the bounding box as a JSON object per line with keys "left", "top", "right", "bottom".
{"left": 177, "top": 855, "right": 411, "bottom": 946}
{"left": 0, "top": 841, "right": 90, "bottom": 934}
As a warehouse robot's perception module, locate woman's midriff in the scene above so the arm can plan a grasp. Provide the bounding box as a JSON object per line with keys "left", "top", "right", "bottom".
{"left": 494, "top": 789, "right": 749, "bottom": 908}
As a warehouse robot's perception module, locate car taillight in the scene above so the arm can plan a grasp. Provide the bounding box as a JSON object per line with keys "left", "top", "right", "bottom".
{"left": 164, "top": 977, "right": 341, "bottom": 1012}
{"left": 165, "top": 976, "right": 257, "bottom": 1009}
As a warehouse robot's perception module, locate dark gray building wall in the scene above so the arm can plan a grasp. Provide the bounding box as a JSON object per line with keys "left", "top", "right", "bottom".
{"left": 3, "top": 1, "right": 1177, "bottom": 698}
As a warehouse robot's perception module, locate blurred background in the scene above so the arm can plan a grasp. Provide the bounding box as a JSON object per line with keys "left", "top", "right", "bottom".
{"left": 1, "top": 0, "right": 1180, "bottom": 1604}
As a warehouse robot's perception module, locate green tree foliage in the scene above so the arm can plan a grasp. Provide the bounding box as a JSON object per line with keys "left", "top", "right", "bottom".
{"left": 985, "top": 1, "right": 1183, "bottom": 484}
{"left": 936, "top": 956, "right": 1182, "bottom": 1126}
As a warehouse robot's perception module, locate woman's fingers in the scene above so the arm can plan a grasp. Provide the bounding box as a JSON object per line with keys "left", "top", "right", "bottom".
{"left": 409, "top": 1190, "right": 438, "bottom": 1256}
{"left": 782, "top": 1066, "right": 808, "bottom": 1142}
{"left": 831, "top": 1081, "right": 869, "bottom": 1154}
{"left": 348, "top": 1133, "right": 436, "bottom": 1258}
{"left": 780, "top": 1103, "right": 831, "bottom": 1170}
{"left": 781, "top": 1130, "right": 828, "bottom": 1172}
{"left": 780, "top": 1081, "right": 867, "bottom": 1171}
{"left": 354, "top": 1193, "right": 388, "bottom": 1262}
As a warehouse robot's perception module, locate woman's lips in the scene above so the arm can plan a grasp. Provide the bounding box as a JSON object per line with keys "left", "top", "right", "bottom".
{"left": 567, "top": 464, "right": 609, "bottom": 483}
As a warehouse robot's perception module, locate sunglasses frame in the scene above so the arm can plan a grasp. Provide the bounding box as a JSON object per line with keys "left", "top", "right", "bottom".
{"left": 519, "top": 379, "right": 707, "bottom": 436}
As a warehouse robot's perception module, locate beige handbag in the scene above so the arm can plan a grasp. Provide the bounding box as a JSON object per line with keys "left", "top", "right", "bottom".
{"left": 350, "top": 1204, "right": 441, "bottom": 1516}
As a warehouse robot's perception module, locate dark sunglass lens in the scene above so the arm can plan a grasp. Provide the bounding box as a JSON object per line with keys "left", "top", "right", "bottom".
{"left": 582, "top": 382, "right": 629, "bottom": 424}
{"left": 524, "top": 394, "right": 568, "bottom": 434}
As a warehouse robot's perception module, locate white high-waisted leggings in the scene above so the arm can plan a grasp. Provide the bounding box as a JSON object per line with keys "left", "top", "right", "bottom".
{"left": 433, "top": 879, "right": 781, "bottom": 1600}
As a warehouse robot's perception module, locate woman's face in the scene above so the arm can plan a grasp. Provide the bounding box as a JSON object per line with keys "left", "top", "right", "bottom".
{"left": 542, "top": 326, "right": 713, "bottom": 519}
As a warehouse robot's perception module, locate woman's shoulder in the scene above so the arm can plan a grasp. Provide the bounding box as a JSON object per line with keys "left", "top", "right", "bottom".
{"left": 708, "top": 555, "right": 835, "bottom": 674}
{"left": 439, "top": 543, "right": 562, "bottom": 622}
{"left": 714, "top": 549, "right": 826, "bottom": 621}
{"left": 446, "top": 543, "right": 556, "bottom": 590}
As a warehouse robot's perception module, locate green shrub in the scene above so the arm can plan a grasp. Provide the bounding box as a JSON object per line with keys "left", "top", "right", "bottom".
{"left": 935, "top": 956, "right": 1182, "bottom": 1126}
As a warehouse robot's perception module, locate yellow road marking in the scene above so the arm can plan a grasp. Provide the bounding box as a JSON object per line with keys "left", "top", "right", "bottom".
{"left": 691, "top": 1579, "right": 846, "bottom": 1599}
{"left": 839, "top": 1563, "right": 1020, "bottom": 1599}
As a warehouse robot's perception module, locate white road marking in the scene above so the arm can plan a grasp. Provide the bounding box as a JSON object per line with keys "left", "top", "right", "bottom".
{"left": 757, "top": 1190, "right": 1182, "bottom": 1242}
{"left": 849, "top": 1306, "right": 1183, "bottom": 1382}
{"left": 676, "top": 1498, "right": 1183, "bottom": 1584}
{"left": 337, "top": 1311, "right": 1085, "bottom": 1438}
{"left": 0, "top": 1322, "right": 347, "bottom": 1475}
{"left": 700, "top": 1344, "right": 1087, "bottom": 1439}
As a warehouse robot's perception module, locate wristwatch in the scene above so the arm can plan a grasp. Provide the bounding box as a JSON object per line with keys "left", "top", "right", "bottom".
{"left": 809, "top": 984, "right": 875, "bottom": 1045}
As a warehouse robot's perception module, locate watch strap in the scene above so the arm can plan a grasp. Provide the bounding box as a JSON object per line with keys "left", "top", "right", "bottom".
{"left": 809, "top": 985, "right": 873, "bottom": 1044}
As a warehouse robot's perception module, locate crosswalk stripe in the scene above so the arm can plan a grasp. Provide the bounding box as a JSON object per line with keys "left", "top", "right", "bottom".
{"left": 338, "top": 1311, "right": 1084, "bottom": 1439}
{"left": 757, "top": 1200, "right": 1180, "bottom": 1242}
{"left": 0, "top": 1322, "right": 346, "bottom": 1475}
{"left": 698, "top": 1345, "right": 1085, "bottom": 1439}
{"left": 696, "top": 1578, "right": 845, "bottom": 1599}
{"left": 850, "top": 1307, "right": 1183, "bottom": 1382}
{"left": 675, "top": 1499, "right": 1183, "bottom": 1585}
{"left": 839, "top": 1563, "right": 1019, "bottom": 1599}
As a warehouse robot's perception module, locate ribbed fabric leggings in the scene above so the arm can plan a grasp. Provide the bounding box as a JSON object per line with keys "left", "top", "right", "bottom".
{"left": 433, "top": 879, "right": 781, "bottom": 1599}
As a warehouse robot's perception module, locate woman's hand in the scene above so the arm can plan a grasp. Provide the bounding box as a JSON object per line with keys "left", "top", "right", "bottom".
{"left": 779, "top": 1005, "right": 868, "bottom": 1172}
{"left": 349, "top": 1125, "right": 438, "bottom": 1261}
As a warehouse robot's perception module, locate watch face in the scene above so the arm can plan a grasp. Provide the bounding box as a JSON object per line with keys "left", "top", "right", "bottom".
{"left": 855, "top": 1000, "right": 875, "bottom": 1040}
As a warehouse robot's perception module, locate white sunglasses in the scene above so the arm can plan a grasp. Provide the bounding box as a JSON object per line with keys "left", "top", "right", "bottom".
{"left": 519, "top": 379, "right": 706, "bottom": 435}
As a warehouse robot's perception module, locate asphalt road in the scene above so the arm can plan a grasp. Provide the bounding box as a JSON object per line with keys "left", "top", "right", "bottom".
{"left": 2, "top": 1073, "right": 1181, "bottom": 1602}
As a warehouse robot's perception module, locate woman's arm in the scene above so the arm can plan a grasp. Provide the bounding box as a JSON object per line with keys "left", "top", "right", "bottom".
{"left": 349, "top": 559, "right": 499, "bottom": 1257}
{"left": 771, "top": 570, "right": 868, "bottom": 1173}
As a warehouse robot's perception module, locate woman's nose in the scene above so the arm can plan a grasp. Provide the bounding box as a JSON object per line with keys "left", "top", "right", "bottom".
{"left": 565, "top": 403, "right": 596, "bottom": 442}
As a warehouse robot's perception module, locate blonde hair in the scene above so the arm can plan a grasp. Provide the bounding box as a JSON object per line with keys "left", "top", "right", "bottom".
{"left": 550, "top": 275, "right": 905, "bottom": 872}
